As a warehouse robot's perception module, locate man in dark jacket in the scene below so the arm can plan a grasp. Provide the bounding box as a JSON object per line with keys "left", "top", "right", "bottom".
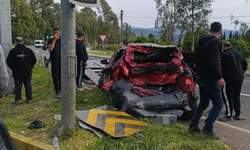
{"left": 189, "top": 22, "right": 224, "bottom": 139}
{"left": 48, "top": 27, "right": 61, "bottom": 98}
{"left": 75, "top": 32, "right": 88, "bottom": 91}
{"left": 6, "top": 37, "right": 36, "bottom": 105}
{"left": 218, "top": 42, "right": 248, "bottom": 121}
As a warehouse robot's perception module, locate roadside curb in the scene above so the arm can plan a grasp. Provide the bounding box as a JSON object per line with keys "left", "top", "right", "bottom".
{"left": 9, "top": 131, "right": 54, "bottom": 150}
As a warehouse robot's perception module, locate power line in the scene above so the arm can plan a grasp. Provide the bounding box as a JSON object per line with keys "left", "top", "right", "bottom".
{"left": 123, "top": 15, "right": 250, "bottom": 19}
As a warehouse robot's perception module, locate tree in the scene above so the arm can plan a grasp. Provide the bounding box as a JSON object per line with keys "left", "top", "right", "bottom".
{"left": 76, "top": 8, "right": 98, "bottom": 47}
{"left": 155, "top": 0, "right": 178, "bottom": 44}
{"left": 155, "top": 0, "right": 213, "bottom": 50}
{"left": 123, "top": 22, "right": 136, "bottom": 44}
{"left": 97, "top": 0, "right": 120, "bottom": 45}
{"left": 148, "top": 33, "right": 154, "bottom": 38}
{"left": 11, "top": 0, "right": 39, "bottom": 44}
{"left": 229, "top": 31, "right": 233, "bottom": 39}
{"left": 29, "top": 0, "right": 61, "bottom": 40}
{"left": 183, "top": 28, "right": 207, "bottom": 51}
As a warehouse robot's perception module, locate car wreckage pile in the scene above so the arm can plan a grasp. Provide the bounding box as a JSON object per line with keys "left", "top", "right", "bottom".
{"left": 79, "top": 43, "right": 198, "bottom": 138}
{"left": 99, "top": 44, "right": 198, "bottom": 120}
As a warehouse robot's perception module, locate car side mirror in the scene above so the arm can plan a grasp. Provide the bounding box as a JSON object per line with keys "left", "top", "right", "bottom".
{"left": 100, "top": 59, "right": 109, "bottom": 65}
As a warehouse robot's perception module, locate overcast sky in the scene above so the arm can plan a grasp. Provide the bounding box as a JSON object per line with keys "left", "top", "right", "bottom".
{"left": 55, "top": 0, "right": 250, "bottom": 30}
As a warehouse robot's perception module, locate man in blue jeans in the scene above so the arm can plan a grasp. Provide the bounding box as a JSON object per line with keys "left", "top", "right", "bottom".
{"left": 189, "top": 22, "right": 224, "bottom": 139}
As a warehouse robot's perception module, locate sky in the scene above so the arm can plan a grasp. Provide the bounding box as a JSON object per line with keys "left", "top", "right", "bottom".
{"left": 55, "top": 0, "right": 250, "bottom": 30}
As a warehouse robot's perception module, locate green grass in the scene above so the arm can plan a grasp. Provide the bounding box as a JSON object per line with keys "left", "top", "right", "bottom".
{"left": 88, "top": 50, "right": 115, "bottom": 56}
{"left": 248, "top": 63, "right": 250, "bottom": 69}
{"left": 0, "top": 64, "right": 230, "bottom": 150}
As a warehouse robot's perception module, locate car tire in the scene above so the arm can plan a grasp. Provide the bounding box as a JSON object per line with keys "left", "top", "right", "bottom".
{"left": 180, "top": 93, "right": 198, "bottom": 120}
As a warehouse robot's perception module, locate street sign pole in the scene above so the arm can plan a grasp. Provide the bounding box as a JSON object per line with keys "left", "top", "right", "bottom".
{"left": 99, "top": 35, "right": 107, "bottom": 50}
{"left": 0, "top": 0, "right": 14, "bottom": 95}
{"left": 60, "top": 0, "right": 76, "bottom": 134}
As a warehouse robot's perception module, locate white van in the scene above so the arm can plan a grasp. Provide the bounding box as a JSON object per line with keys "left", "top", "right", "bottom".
{"left": 34, "top": 40, "right": 44, "bottom": 48}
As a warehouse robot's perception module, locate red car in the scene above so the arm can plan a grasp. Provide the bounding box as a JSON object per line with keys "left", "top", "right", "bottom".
{"left": 98, "top": 43, "right": 197, "bottom": 120}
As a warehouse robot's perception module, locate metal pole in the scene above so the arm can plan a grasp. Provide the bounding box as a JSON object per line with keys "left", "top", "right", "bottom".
{"left": 60, "top": 0, "right": 76, "bottom": 134}
{"left": 120, "top": 10, "right": 123, "bottom": 47}
{"left": 0, "top": 0, "right": 14, "bottom": 95}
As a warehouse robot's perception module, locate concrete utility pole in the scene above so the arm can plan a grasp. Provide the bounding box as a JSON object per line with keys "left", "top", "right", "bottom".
{"left": 0, "top": 0, "right": 14, "bottom": 95}
{"left": 60, "top": 0, "right": 76, "bottom": 134}
{"left": 120, "top": 10, "right": 123, "bottom": 47}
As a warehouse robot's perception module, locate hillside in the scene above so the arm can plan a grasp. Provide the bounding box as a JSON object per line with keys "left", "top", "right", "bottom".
{"left": 131, "top": 27, "right": 238, "bottom": 41}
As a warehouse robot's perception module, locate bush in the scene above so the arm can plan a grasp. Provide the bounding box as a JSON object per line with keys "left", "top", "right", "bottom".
{"left": 226, "top": 39, "right": 250, "bottom": 58}
{"left": 105, "top": 44, "right": 121, "bottom": 51}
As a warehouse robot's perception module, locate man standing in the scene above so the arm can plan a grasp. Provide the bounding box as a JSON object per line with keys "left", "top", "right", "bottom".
{"left": 0, "top": 44, "right": 9, "bottom": 101}
{"left": 6, "top": 37, "right": 36, "bottom": 105}
{"left": 75, "top": 32, "right": 88, "bottom": 91}
{"left": 189, "top": 22, "right": 224, "bottom": 139}
{"left": 219, "top": 42, "right": 247, "bottom": 121}
{"left": 48, "top": 28, "right": 61, "bottom": 99}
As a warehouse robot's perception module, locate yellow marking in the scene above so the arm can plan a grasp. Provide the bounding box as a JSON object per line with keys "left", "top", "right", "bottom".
{"left": 124, "top": 128, "right": 142, "bottom": 136}
{"left": 86, "top": 109, "right": 132, "bottom": 126}
{"left": 104, "top": 118, "right": 148, "bottom": 137}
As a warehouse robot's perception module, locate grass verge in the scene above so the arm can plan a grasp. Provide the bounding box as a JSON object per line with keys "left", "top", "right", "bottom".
{"left": 88, "top": 50, "right": 115, "bottom": 57}
{"left": 0, "top": 64, "right": 230, "bottom": 150}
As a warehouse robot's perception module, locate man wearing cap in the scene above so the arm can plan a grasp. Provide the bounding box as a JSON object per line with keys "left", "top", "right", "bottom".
{"left": 6, "top": 37, "right": 37, "bottom": 105}
{"left": 218, "top": 42, "right": 248, "bottom": 121}
{"left": 75, "top": 32, "right": 88, "bottom": 91}
{"left": 48, "top": 27, "right": 61, "bottom": 98}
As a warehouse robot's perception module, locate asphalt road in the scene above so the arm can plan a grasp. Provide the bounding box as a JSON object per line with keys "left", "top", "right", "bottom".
{"left": 200, "top": 78, "right": 250, "bottom": 150}
{"left": 31, "top": 47, "right": 250, "bottom": 150}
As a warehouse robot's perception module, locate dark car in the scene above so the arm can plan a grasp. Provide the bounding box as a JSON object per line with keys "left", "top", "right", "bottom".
{"left": 98, "top": 43, "right": 197, "bottom": 120}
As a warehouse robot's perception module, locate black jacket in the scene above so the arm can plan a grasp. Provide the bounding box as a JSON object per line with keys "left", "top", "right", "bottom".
{"left": 76, "top": 39, "right": 88, "bottom": 62}
{"left": 195, "top": 34, "right": 222, "bottom": 81}
{"left": 221, "top": 48, "right": 248, "bottom": 82}
{"left": 48, "top": 38, "right": 61, "bottom": 61}
{"left": 6, "top": 44, "right": 36, "bottom": 77}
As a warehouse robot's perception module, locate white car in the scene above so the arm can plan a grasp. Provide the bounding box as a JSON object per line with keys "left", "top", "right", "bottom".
{"left": 34, "top": 40, "right": 44, "bottom": 48}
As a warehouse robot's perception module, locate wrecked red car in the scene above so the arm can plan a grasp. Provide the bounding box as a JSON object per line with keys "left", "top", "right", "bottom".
{"left": 98, "top": 43, "right": 197, "bottom": 120}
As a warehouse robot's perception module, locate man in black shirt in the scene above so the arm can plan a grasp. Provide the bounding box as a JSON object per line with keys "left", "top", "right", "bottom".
{"left": 219, "top": 42, "right": 247, "bottom": 121}
{"left": 189, "top": 22, "right": 224, "bottom": 139}
{"left": 75, "top": 32, "right": 88, "bottom": 91}
{"left": 48, "top": 28, "right": 61, "bottom": 99}
{"left": 6, "top": 37, "right": 37, "bottom": 105}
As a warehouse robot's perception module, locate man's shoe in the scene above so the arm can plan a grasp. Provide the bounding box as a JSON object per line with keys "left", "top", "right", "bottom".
{"left": 188, "top": 126, "right": 201, "bottom": 134}
{"left": 56, "top": 93, "right": 61, "bottom": 99}
{"left": 218, "top": 116, "right": 233, "bottom": 122}
{"left": 233, "top": 115, "right": 245, "bottom": 120}
{"left": 14, "top": 100, "right": 22, "bottom": 106}
{"left": 27, "top": 99, "right": 32, "bottom": 103}
{"left": 202, "top": 129, "right": 220, "bottom": 140}
{"left": 77, "top": 87, "right": 84, "bottom": 91}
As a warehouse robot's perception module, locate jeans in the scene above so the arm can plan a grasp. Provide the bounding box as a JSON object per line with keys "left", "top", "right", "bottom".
{"left": 190, "top": 78, "right": 223, "bottom": 131}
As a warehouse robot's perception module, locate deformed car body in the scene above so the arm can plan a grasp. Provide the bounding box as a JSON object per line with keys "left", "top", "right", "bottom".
{"left": 99, "top": 43, "right": 197, "bottom": 120}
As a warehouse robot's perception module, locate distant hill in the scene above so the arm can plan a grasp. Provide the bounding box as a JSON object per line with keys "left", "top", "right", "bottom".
{"left": 131, "top": 27, "right": 238, "bottom": 41}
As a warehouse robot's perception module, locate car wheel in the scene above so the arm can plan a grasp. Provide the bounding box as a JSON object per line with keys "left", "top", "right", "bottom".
{"left": 180, "top": 93, "right": 198, "bottom": 120}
